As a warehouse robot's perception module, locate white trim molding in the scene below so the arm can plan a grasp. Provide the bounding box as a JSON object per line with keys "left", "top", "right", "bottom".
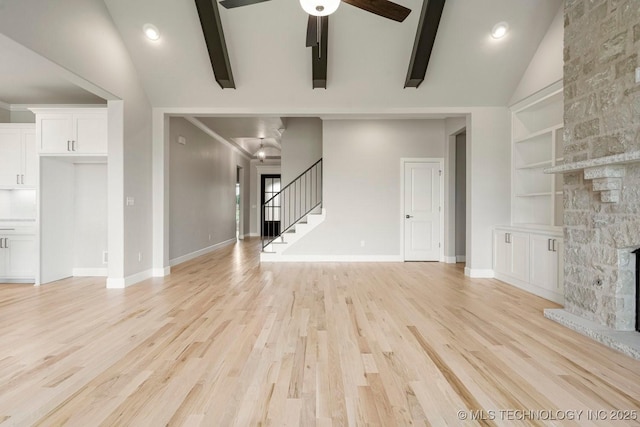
{"left": 152, "top": 266, "right": 171, "bottom": 277}
{"left": 106, "top": 269, "right": 154, "bottom": 289}
{"left": 169, "top": 238, "right": 236, "bottom": 267}
{"left": 261, "top": 254, "right": 403, "bottom": 263}
{"left": 465, "top": 267, "right": 495, "bottom": 278}
{"left": 444, "top": 256, "right": 457, "bottom": 264}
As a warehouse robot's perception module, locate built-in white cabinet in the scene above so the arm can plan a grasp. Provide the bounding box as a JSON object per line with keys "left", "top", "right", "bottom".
{"left": 494, "top": 229, "right": 530, "bottom": 283}
{"left": 0, "top": 125, "right": 36, "bottom": 188}
{"left": 32, "top": 108, "right": 107, "bottom": 154}
{"left": 0, "top": 233, "right": 36, "bottom": 282}
{"left": 493, "top": 226, "right": 563, "bottom": 304}
{"left": 511, "top": 86, "right": 564, "bottom": 227}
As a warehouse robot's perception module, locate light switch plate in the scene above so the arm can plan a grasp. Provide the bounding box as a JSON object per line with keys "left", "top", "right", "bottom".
{"left": 177, "top": 136, "right": 186, "bottom": 145}
{"left": 126, "top": 196, "right": 135, "bottom": 206}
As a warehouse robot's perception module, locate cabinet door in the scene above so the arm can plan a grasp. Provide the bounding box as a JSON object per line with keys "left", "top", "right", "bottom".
{"left": 73, "top": 113, "right": 107, "bottom": 153}
{"left": 493, "top": 230, "right": 510, "bottom": 275}
{"left": 5, "top": 235, "right": 36, "bottom": 279}
{"left": 39, "top": 114, "right": 73, "bottom": 153}
{"left": 22, "top": 130, "right": 37, "bottom": 187}
{"left": 509, "top": 232, "right": 529, "bottom": 282}
{"left": 0, "top": 129, "right": 23, "bottom": 186}
{"left": 0, "top": 239, "right": 7, "bottom": 278}
{"left": 530, "top": 234, "right": 554, "bottom": 289}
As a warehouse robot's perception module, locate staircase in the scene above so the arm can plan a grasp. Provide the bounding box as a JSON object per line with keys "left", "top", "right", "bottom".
{"left": 260, "top": 159, "right": 324, "bottom": 262}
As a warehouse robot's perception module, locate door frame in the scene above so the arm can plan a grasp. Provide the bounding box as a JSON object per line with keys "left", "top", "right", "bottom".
{"left": 255, "top": 164, "right": 281, "bottom": 236}
{"left": 260, "top": 173, "right": 282, "bottom": 238}
{"left": 400, "top": 158, "right": 445, "bottom": 262}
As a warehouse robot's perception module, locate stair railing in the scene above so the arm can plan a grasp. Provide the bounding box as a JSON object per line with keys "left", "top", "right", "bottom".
{"left": 262, "top": 158, "right": 322, "bottom": 250}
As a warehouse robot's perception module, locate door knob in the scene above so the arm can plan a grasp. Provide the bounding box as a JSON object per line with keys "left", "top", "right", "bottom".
{"left": 405, "top": 214, "right": 413, "bottom": 219}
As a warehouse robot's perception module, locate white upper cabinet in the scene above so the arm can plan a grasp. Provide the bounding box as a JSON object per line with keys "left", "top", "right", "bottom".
{"left": 0, "top": 124, "right": 37, "bottom": 188}
{"left": 33, "top": 108, "right": 107, "bottom": 155}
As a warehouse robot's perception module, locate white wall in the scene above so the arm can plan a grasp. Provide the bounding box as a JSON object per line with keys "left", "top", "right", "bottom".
{"left": 465, "top": 108, "right": 511, "bottom": 276}
{"left": 74, "top": 164, "right": 108, "bottom": 270}
{"left": 509, "top": 4, "right": 563, "bottom": 104}
{"left": 280, "top": 118, "right": 322, "bottom": 186}
{"left": 0, "top": 0, "right": 153, "bottom": 283}
{"left": 169, "top": 117, "right": 249, "bottom": 260}
{"left": 285, "top": 119, "right": 445, "bottom": 257}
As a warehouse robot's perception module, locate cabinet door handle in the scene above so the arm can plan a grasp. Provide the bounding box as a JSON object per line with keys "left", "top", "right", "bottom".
{"left": 21, "top": 174, "right": 24, "bottom": 185}
{"left": 4, "top": 238, "right": 7, "bottom": 249}
{"left": 547, "top": 239, "right": 552, "bottom": 251}
{"left": 72, "top": 140, "right": 77, "bottom": 151}
{"left": 552, "top": 239, "right": 557, "bottom": 252}
{"left": 0, "top": 238, "right": 3, "bottom": 249}
{"left": 16, "top": 174, "right": 20, "bottom": 185}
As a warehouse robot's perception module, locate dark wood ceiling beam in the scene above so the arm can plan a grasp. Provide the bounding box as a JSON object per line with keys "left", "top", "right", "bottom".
{"left": 194, "top": 0, "right": 236, "bottom": 89}
{"left": 311, "top": 16, "right": 329, "bottom": 89}
{"left": 405, "top": 0, "right": 445, "bottom": 88}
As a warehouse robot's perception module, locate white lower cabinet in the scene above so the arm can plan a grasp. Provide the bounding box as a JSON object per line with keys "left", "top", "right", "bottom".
{"left": 0, "top": 234, "right": 36, "bottom": 282}
{"left": 493, "top": 227, "right": 563, "bottom": 304}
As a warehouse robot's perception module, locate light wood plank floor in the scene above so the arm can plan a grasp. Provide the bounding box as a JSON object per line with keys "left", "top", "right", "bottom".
{"left": 1, "top": 238, "right": 639, "bottom": 426}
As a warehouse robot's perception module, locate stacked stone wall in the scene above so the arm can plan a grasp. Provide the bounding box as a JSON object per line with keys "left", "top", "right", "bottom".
{"left": 563, "top": 0, "right": 640, "bottom": 328}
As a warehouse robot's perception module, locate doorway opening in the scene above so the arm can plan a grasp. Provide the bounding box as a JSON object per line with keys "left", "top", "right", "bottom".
{"left": 261, "top": 174, "right": 281, "bottom": 238}
{"left": 455, "top": 131, "right": 466, "bottom": 263}
{"left": 236, "top": 167, "right": 241, "bottom": 239}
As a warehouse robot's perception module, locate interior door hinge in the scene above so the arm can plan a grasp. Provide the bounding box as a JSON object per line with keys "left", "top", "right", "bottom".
{"left": 439, "top": 170, "right": 442, "bottom": 176}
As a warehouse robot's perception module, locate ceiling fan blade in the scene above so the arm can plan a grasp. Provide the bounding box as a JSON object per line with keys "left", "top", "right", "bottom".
{"left": 342, "top": 0, "right": 410, "bottom": 22}
{"left": 306, "top": 15, "right": 319, "bottom": 47}
{"left": 219, "top": 0, "right": 270, "bottom": 9}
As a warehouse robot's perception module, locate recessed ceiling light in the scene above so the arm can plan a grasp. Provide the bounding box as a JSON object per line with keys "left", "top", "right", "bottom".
{"left": 143, "top": 23, "right": 160, "bottom": 41}
{"left": 491, "top": 22, "right": 509, "bottom": 39}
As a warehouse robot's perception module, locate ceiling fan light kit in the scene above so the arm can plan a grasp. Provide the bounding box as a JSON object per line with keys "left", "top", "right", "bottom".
{"left": 299, "top": 0, "right": 340, "bottom": 16}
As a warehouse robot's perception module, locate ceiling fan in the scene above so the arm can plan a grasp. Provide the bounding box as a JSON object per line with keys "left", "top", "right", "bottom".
{"left": 217, "top": 0, "right": 411, "bottom": 52}
{"left": 213, "top": 0, "right": 411, "bottom": 89}
{"left": 194, "top": 0, "right": 444, "bottom": 90}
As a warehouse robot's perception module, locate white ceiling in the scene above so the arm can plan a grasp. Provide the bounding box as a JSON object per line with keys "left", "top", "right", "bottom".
{"left": 103, "top": 0, "right": 562, "bottom": 109}
{"left": 195, "top": 116, "right": 285, "bottom": 156}
{"left": 0, "top": 38, "right": 105, "bottom": 105}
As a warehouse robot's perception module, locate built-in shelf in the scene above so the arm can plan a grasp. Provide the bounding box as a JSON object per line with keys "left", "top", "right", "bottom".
{"left": 514, "top": 124, "right": 563, "bottom": 144}
{"left": 517, "top": 160, "right": 553, "bottom": 170}
{"left": 511, "top": 84, "right": 564, "bottom": 227}
{"left": 516, "top": 192, "right": 554, "bottom": 197}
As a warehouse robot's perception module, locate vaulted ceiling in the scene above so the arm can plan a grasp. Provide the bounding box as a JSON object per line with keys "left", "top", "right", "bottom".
{"left": 103, "top": 0, "right": 562, "bottom": 109}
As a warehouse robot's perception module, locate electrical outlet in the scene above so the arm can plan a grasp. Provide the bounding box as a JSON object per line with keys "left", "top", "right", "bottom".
{"left": 138, "top": 252, "right": 142, "bottom": 262}
{"left": 360, "top": 240, "right": 365, "bottom": 247}
{"left": 126, "top": 196, "right": 135, "bottom": 206}
{"left": 208, "top": 234, "right": 211, "bottom": 241}
{"left": 102, "top": 251, "right": 108, "bottom": 264}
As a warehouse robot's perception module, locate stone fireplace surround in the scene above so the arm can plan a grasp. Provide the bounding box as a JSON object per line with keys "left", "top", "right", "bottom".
{"left": 544, "top": 153, "right": 640, "bottom": 359}
{"left": 539, "top": 0, "right": 640, "bottom": 360}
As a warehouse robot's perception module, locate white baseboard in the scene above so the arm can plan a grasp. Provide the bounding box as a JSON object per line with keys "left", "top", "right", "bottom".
{"left": 152, "top": 266, "right": 171, "bottom": 277}
{"left": 444, "top": 256, "right": 457, "bottom": 264}
{"left": 248, "top": 233, "right": 260, "bottom": 237}
{"left": 456, "top": 255, "right": 466, "bottom": 263}
{"left": 106, "top": 268, "right": 154, "bottom": 289}
{"left": 464, "top": 267, "right": 495, "bottom": 278}
{"left": 261, "top": 254, "right": 403, "bottom": 263}
{"left": 72, "top": 268, "right": 108, "bottom": 277}
{"left": 169, "top": 238, "right": 236, "bottom": 267}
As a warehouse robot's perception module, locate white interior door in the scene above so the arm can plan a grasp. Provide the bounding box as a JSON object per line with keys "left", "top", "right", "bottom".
{"left": 404, "top": 161, "right": 441, "bottom": 261}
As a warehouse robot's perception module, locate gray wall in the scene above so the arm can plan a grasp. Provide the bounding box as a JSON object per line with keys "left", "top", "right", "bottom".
{"left": 10, "top": 111, "right": 35, "bottom": 123}
{"left": 455, "top": 133, "right": 466, "bottom": 257}
{"left": 281, "top": 117, "right": 322, "bottom": 186}
{"left": 0, "top": 108, "right": 9, "bottom": 122}
{"left": 169, "top": 117, "right": 249, "bottom": 261}
{"left": 286, "top": 119, "right": 445, "bottom": 257}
